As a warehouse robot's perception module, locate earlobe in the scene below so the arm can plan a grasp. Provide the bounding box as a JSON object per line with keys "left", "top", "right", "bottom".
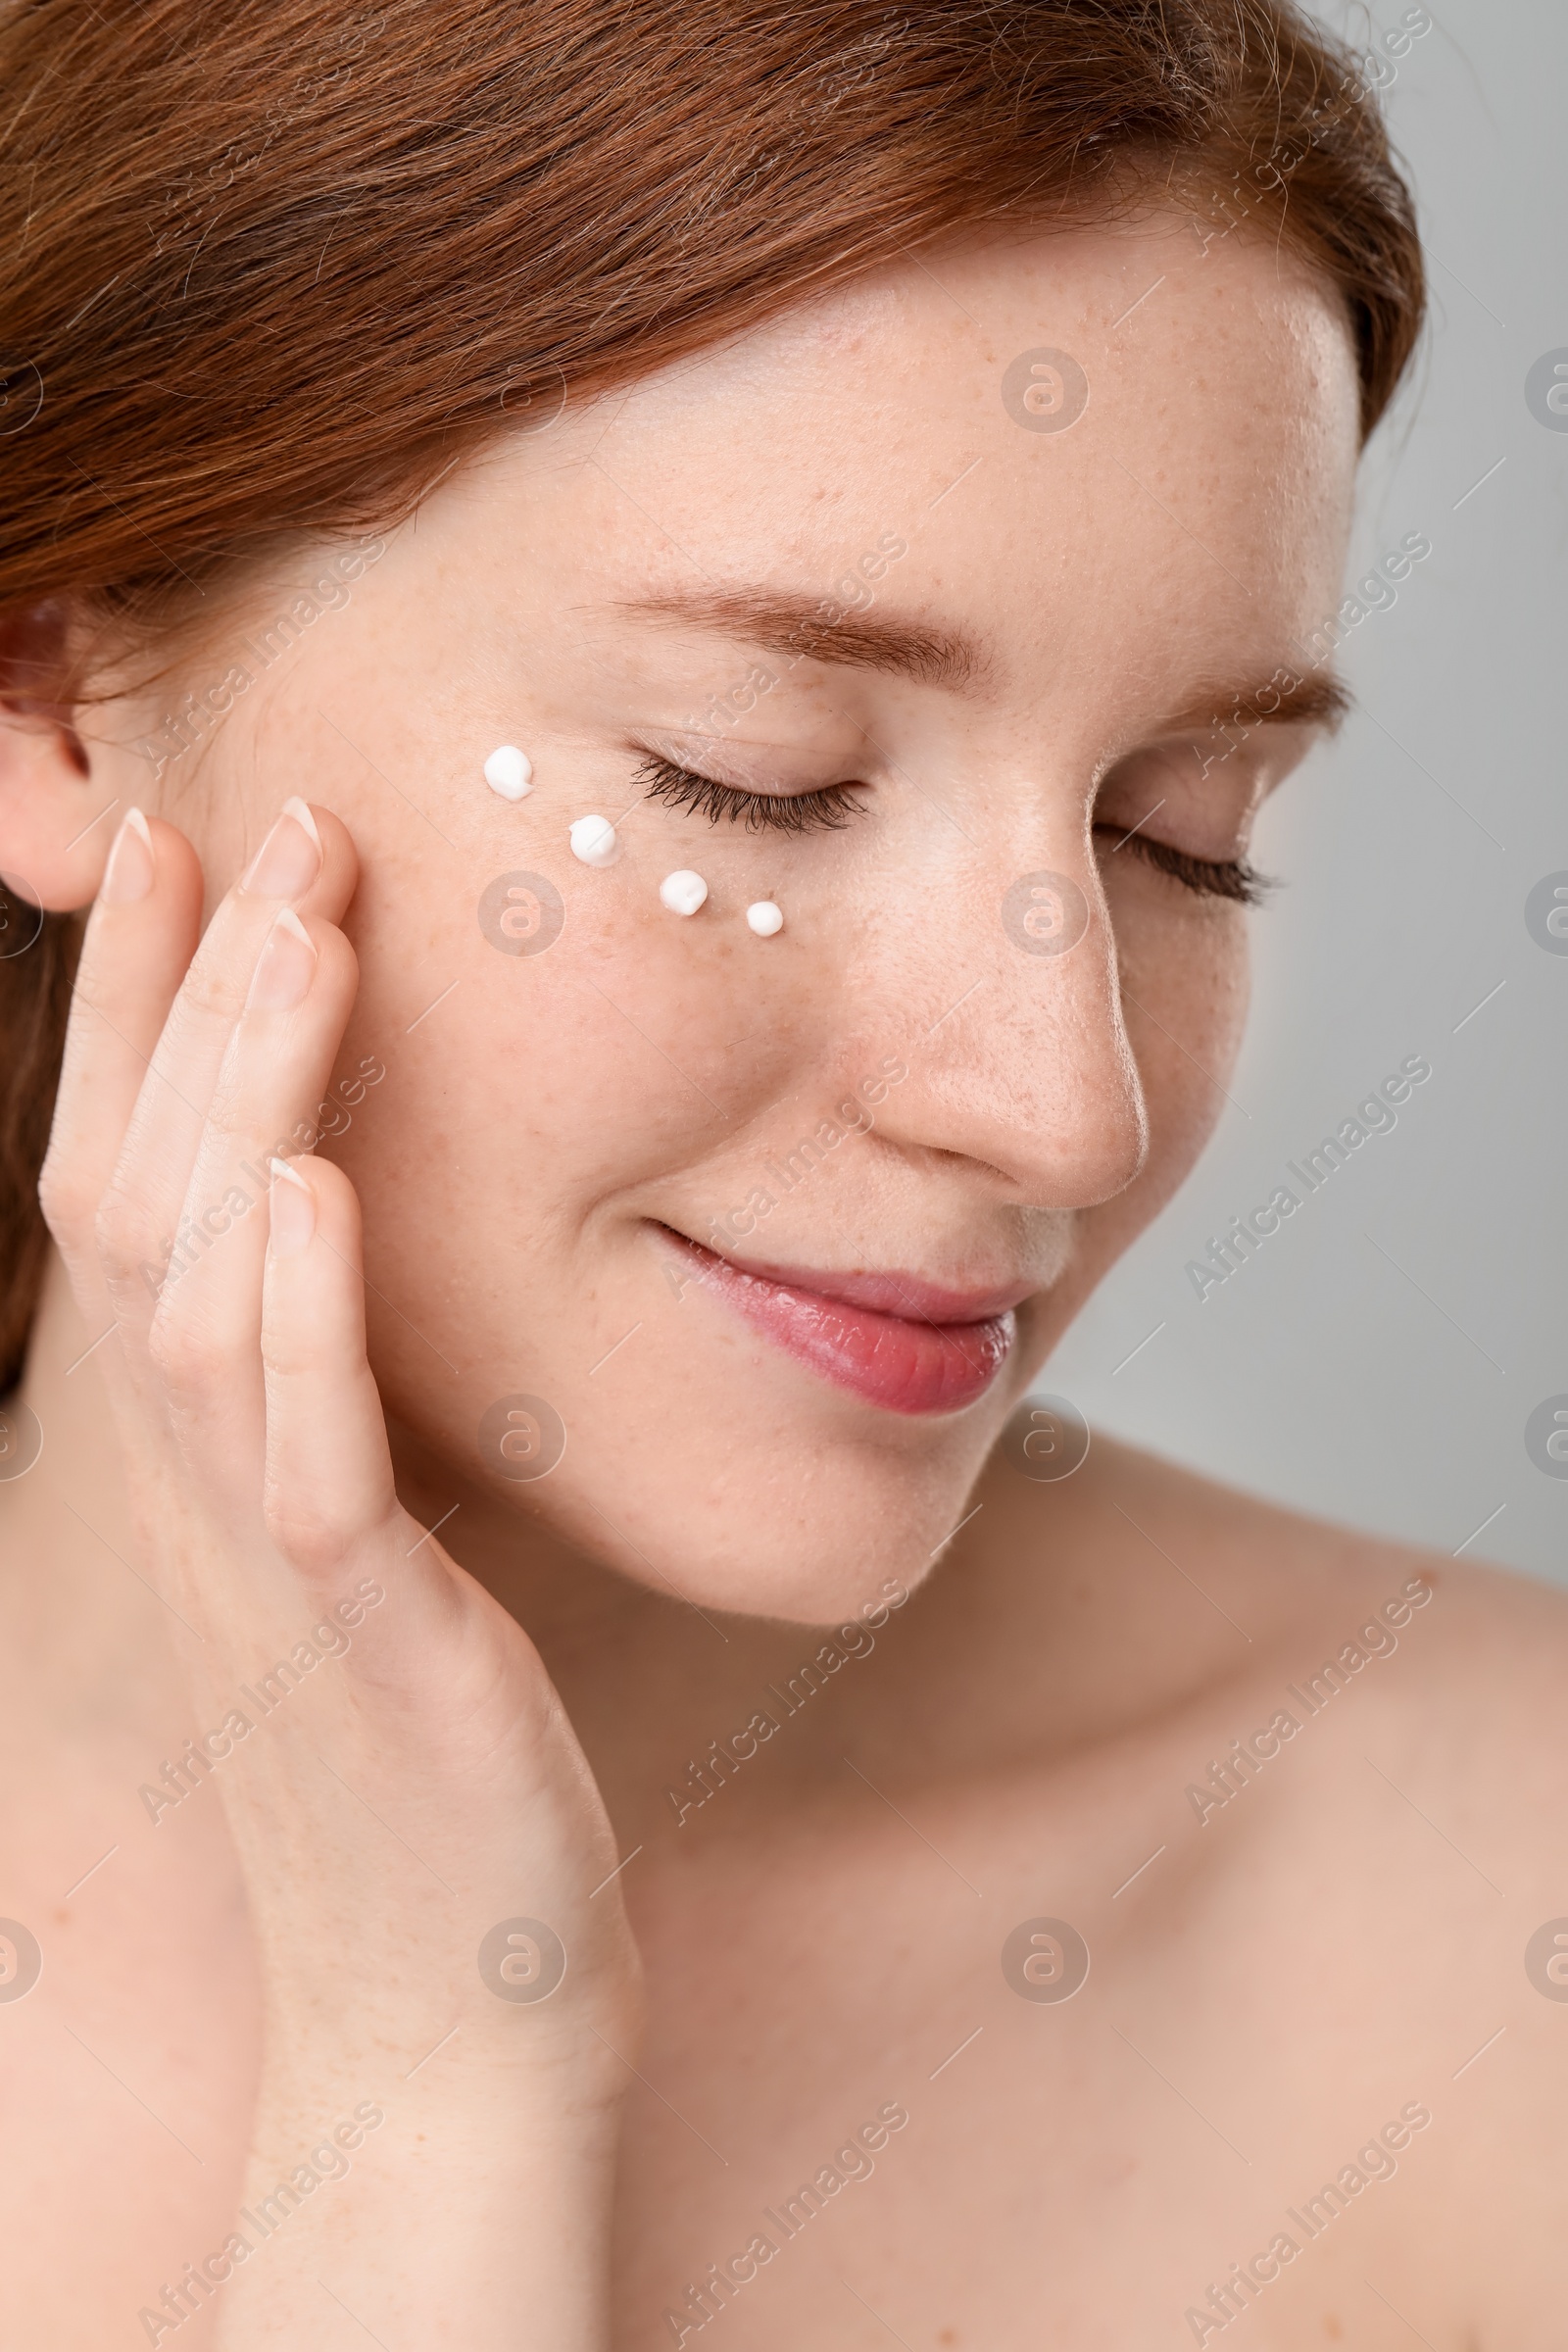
{"left": 0, "top": 601, "right": 123, "bottom": 911}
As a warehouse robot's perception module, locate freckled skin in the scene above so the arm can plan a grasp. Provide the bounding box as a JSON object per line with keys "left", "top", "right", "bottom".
{"left": 94, "top": 214, "right": 1359, "bottom": 1625}
{"left": 6, "top": 215, "right": 1568, "bottom": 2348}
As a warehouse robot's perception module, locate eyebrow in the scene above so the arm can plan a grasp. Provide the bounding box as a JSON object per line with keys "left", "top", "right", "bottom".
{"left": 1158, "top": 670, "right": 1355, "bottom": 735}
{"left": 610, "top": 587, "right": 987, "bottom": 689}
{"left": 609, "top": 587, "right": 1352, "bottom": 735}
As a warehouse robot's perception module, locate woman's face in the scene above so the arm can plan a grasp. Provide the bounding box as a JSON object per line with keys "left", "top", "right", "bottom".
{"left": 117, "top": 215, "right": 1358, "bottom": 1620}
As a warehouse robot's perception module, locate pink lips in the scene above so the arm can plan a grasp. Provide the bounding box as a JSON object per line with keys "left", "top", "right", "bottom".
{"left": 660, "top": 1230, "right": 1026, "bottom": 1415}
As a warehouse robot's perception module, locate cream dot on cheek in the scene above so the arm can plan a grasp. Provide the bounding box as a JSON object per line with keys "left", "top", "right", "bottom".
{"left": 659, "top": 869, "right": 708, "bottom": 916}
{"left": 483, "top": 745, "right": 532, "bottom": 800}
{"left": 569, "top": 814, "right": 620, "bottom": 867}
{"left": 746, "top": 901, "right": 784, "bottom": 936}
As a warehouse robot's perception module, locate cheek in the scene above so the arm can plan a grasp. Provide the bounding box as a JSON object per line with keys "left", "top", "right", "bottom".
{"left": 1035, "top": 897, "right": 1246, "bottom": 1339}
{"left": 342, "top": 913, "right": 722, "bottom": 1228}
{"left": 331, "top": 858, "right": 825, "bottom": 1351}
{"left": 1100, "top": 884, "right": 1250, "bottom": 1222}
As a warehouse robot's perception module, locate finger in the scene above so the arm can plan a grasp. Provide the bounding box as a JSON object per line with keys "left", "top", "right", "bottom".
{"left": 97, "top": 800, "right": 357, "bottom": 1335}
{"left": 39, "top": 809, "right": 203, "bottom": 1289}
{"left": 259, "top": 1155, "right": 404, "bottom": 1587}
{"left": 150, "top": 907, "right": 360, "bottom": 1499}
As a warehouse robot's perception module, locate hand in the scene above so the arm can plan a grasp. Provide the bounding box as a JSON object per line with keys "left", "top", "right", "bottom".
{"left": 40, "top": 800, "right": 638, "bottom": 2347}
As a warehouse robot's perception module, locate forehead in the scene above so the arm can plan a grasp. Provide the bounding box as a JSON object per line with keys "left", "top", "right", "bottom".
{"left": 511, "top": 215, "right": 1361, "bottom": 716}
{"left": 612, "top": 211, "right": 1357, "bottom": 493}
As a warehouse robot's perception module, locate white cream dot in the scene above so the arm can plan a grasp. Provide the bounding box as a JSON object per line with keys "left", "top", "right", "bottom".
{"left": 569, "top": 815, "right": 620, "bottom": 867}
{"left": 746, "top": 901, "right": 784, "bottom": 936}
{"left": 483, "top": 745, "right": 532, "bottom": 801}
{"left": 659, "top": 869, "right": 709, "bottom": 916}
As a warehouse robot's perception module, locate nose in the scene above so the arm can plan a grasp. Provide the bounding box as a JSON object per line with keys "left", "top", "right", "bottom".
{"left": 865, "top": 835, "right": 1149, "bottom": 1208}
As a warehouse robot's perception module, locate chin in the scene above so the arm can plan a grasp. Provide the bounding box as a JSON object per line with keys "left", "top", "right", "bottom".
{"left": 585, "top": 1454, "right": 979, "bottom": 1625}
{"left": 493, "top": 1348, "right": 1022, "bottom": 1626}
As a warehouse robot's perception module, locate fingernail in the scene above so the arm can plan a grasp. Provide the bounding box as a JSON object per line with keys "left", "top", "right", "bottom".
{"left": 246, "top": 905, "right": 318, "bottom": 1011}
{"left": 268, "top": 1156, "right": 316, "bottom": 1255}
{"left": 241, "top": 800, "right": 321, "bottom": 899}
{"left": 100, "top": 808, "right": 154, "bottom": 906}
{"left": 282, "top": 796, "right": 322, "bottom": 854}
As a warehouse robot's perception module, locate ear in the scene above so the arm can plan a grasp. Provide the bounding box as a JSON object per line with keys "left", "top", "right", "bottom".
{"left": 0, "top": 601, "right": 128, "bottom": 912}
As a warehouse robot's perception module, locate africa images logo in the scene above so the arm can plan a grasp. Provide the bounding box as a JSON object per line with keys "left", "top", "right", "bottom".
{"left": 1185, "top": 1056, "right": 1431, "bottom": 1300}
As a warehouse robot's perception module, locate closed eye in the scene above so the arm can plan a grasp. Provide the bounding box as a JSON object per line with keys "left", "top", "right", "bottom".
{"left": 1094, "top": 823, "right": 1275, "bottom": 906}
{"left": 634, "top": 753, "right": 865, "bottom": 835}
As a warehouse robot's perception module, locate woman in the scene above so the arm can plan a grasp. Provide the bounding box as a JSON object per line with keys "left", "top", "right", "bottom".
{"left": 1, "top": 0, "right": 1562, "bottom": 2343}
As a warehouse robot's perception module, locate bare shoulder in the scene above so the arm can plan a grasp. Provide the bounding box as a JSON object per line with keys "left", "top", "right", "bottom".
{"left": 1151, "top": 1439, "right": 1568, "bottom": 1765}
{"left": 970, "top": 1423, "right": 1568, "bottom": 1765}
{"left": 965, "top": 1433, "right": 1568, "bottom": 2332}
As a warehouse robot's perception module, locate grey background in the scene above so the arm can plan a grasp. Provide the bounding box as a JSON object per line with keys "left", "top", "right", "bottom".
{"left": 1043, "top": 0, "right": 1568, "bottom": 1584}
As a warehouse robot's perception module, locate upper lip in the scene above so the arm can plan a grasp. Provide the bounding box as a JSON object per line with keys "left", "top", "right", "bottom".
{"left": 665, "top": 1230, "right": 1036, "bottom": 1325}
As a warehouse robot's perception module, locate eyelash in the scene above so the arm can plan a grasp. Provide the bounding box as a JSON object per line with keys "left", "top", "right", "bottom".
{"left": 634, "top": 755, "right": 1268, "bottom": 903}
{"left": 1094, "top": 825, "right": 1273, "bottom": 906}
{"left": 635, "top": 754, "right": 863, "bottom": 836}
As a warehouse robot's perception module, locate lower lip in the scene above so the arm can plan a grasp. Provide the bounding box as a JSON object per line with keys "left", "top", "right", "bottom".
{"left": 661, "top": 1233, "right": 1017, "bottom": 1416}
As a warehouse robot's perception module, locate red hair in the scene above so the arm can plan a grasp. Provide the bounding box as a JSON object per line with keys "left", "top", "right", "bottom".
{"left": 0, "top": 0, "right": 1425, "bottom": 1389}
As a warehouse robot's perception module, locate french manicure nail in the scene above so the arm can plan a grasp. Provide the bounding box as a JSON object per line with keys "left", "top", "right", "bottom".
{"left": 268, "top": 1156, "right": 316, "bottom": 1255}
{"left": 241, "top": 802, "right": 321, "bottom": 899}
{"left": 100, "top": 808, "right": 154, "bottom": 906}
{"left": 246, "top": 905, "right": 318, "bottom": 1012}
{"left": 282, "top": 796, "right": 321, "bottom": 851}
